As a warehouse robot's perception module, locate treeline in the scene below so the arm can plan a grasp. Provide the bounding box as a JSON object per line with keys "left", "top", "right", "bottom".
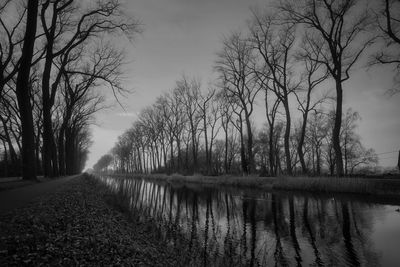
{"left": 94, "top": 0, "right": 398, "bottom": 177}
{"left": 0, "top": 0, "right": 140, "bottom": 179}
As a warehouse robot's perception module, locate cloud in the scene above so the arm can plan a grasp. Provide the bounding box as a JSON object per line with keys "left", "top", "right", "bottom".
{"left": 116, "top": 112, "right": 138, "bottom": 118}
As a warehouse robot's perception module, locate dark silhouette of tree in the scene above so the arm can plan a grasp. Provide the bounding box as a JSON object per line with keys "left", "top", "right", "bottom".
{"left": 175, "top": 75, "right": 202, "bottom": 173}
{"left": 250, "top": 12, "right": 298, "bottom": 175}
{"left": 341, "top": 109, "right": 378, "bottom": 175}
{"left": 294, "top": 36, "right": 329, "bottom": 175}
{"left": 216, "top": 89, "right": 237, "bottom": 174}
{"left": 373, "top": 0, "right": 400, "bottom": 95}
{"left": 280, "top": 0, "right": 374, "bottom": 176}
{"left": 14, "top": 0, "right": 39, "bottom": 180}
{"left": 216, "top": 32, "right": 260, "bottom": 174}
{"left": 57, "top": 41, "right": 124, "bottom": 175}
{"left": 39, "top": 0, "right": 138, "bottom": 177}
{"left": 308, "top": 111, "right": 330, "bottom": 175}
{"left": 198, "top": 87, "right": 221, "bottom": 174}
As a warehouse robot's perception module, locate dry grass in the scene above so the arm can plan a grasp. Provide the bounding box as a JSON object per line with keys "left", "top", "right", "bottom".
{"left": 273, "top": 176, "right": 377, "bottom": 194}
{"left": 279, "top": 176, "right": 400, "bottom": 195}
{"left": 107, "top": 173, "right": 400, "bottom": 195}
{"left": 131, "top": 173, "right": 275, "bottom": 189}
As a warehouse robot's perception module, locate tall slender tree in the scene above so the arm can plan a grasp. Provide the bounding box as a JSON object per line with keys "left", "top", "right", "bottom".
{"left": 15, "top": 0, "right": 39, "bottom": 180}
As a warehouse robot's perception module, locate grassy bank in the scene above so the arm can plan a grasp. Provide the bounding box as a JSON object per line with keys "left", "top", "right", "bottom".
{"left": 0, "top": 174, "right": 198, "bottom": 266}
{"left": 108, "top": 173, "right": 400, "bottom": 196}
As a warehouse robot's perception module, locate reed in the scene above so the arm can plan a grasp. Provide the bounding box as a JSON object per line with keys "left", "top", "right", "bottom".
{"left": 139, "top": 173, "right": 275, "bottom": 189}
{"left": 273, "top": 176, "right": 400, "bottom": 195}
{"left": 105, "top": 173, "right": 400, "bottom": 195}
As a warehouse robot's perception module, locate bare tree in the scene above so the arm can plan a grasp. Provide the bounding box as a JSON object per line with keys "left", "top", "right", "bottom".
{"left": 264, "top": 88, "right": 281, "bottom": 176}
{"left": 198, "top": 87, "right": 218, "bottom": 174}
{"left": 176, "top": 75, "right": 202, "bottom": 173}
{"left": 57, "top": 41, "right": 124, "bottom": 175}
{"left": 216, "top": 32, "right": 260, "bottom": 174}
{"left": 93, "top": 154, "right": 113, "bottom": 173}
{"left": 14, "top": 0, "right": 39, "bottom": 180}
{"left": 307, "top": 110, "right": 329, "bottom": 175}
{"left": 250, "top": 12, "right": 299, "bottom": 175}
{"left": 294, "top": 36, "right": 329, "bottom": 174}
{"left": 216, "top": 89, "right": 234, "bottom": 174}
{"left": 39, "top": 0, "right": 139, "bottom": 177}
{"left": 64, "top": 92, "right": 102, "bottom": 174}
{"left": 373, "top": 0, "right": 400, "bottom": 95}
{"left": 0, "top": 1, "right": 25, "bottom": 96}
{"left": 280, "top": 0, "right": 375, "bottom": 176}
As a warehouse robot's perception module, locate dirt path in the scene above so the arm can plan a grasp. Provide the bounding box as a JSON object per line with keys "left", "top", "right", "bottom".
{"left": 0, "top": 175, "right": 187, "bottom": 266}
{"left": 0, "top": 175, "right": 79, "bottom": 213}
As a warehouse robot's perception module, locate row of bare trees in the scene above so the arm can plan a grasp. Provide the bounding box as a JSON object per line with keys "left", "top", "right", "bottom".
{"left": 94, "top": 0, "right": 396, "bottom": 177}
{"left": 94, "top": 83, "right": 377, "bottom": 177}
{"left": 0, "top": 0, "right": 140, "bottom": 179}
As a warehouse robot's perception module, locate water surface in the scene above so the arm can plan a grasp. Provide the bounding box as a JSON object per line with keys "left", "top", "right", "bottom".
{"left": 99, "top": 176, "right": 400, "bottom": 267}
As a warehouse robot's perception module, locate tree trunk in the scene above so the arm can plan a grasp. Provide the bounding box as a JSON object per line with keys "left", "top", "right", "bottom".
{"left": 298, "top": 112, "right": 308, "bottom": 175}
{"left": 283, "top": 100, "right": 292, "bottom": 175}
{"left": 65, "top": 128, "right": 74, "bottom": 175}
{"left": 169, "top": 138, "right": 174, "bottom": 172}
{"left": 15, "top": 0, "right": 39, "bottom": 181}
{"left": 224, "top": 124, "right": 229, "bottom": 174}
{"left": 191, "top": 122, "right": 197, "bottom": 173}
{"left": 268, "top": 126, "right": 275, "bottom": 176}
{"left": 239, "top": 126, "right": 247, "bottom": 175}
{"left": 35, "top": 124, "right": 42, "bottom": 175}
{"left": 203, "top": 116, "right": 209, "bottom": 174}
{"left": 244, "top": 113, "right": 254, "bottom": 174}
{"left": 177, "top": 138, "right": 181, "bottom": 172}
{"left": 316, "top": 148, "right": 321, "bottom": 176}
{"left": 2, "top": 141, "right": 8, "bottom": 177}
{"left": 333, "top": 81, "right": 344, "bottom": 176}
{"left": 58, "top": 124, "right": 66, "bottom": 176}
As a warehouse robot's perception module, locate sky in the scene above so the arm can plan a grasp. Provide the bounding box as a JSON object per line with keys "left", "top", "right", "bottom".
{"left": 86, "top": 0, "right": 400, "bottom": 170}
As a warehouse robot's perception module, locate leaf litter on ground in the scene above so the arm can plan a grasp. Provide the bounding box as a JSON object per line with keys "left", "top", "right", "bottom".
{"left": 0, "top": 174, "right": 195, "bottom": 266}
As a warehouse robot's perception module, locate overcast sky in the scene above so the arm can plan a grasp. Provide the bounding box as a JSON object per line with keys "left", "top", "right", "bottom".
{"left": 86, "top": 0, "right": 400, "bottom": 169}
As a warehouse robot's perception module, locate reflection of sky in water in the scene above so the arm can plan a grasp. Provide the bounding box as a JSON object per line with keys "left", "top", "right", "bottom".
{"left": 371, "top": 206, "right": 400, "bottom": 267}
{"left": 99, "top": 176, "right": 400, "bottom": 266}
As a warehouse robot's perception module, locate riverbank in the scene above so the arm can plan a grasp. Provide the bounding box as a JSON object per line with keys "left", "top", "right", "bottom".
{"left": 107, "top": 173, "right": 400, "bottom": 197}
{"left": 0, "top": 174, "right": 198, "bottom": 266}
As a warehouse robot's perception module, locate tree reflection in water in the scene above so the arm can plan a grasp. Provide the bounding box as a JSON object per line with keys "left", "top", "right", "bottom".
{"left": 99, "top": 176, "right": 387, "bottom": 266}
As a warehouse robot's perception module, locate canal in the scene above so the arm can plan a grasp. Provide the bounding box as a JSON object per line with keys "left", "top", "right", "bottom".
{"left": 98, "top": 175, "right": 400, "bottom": 266}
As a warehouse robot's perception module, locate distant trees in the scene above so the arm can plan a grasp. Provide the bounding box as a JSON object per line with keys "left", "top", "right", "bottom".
{"left": 93, "top": 154, "right": 113, "bottom": 173}
{"left": 341, "top": 109, "right": 378, "bottom": 175}
{"left": 0, "top": 0, "right": 140, "bottom": 178}
{"left": 99, "top": 81, "right": 377, "bottom": 177}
